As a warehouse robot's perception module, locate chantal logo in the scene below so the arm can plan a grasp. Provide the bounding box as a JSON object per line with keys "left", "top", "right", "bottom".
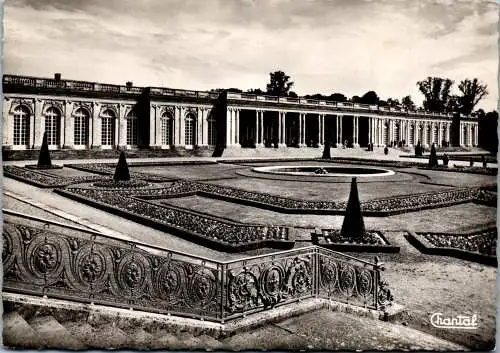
{"left": 430, "top": 313, "right": 479, "bottom": 330}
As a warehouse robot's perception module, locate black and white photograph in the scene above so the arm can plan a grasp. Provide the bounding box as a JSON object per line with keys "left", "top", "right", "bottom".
{"left": 1, "top": 0, "right": 498, "bottom": 350}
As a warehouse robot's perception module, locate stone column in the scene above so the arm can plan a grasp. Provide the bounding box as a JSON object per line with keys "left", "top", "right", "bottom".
{"left": 196, "top": 108, "right": 203, "bottom": 146}
{"left": 63, "top": 101, "right": 74, "bottom": 148}
{"left": 301, "top": 113, "right": 307, "bottom": 147}
{"left": 299, "top": 113, "right": 303, "bottom": 147}
{"left": 475, "top": 124, "right": 479, "bottom": 146}
{"left": 225, "top": 107, "right": 231, "bottom": 146}
{"left": 235, "top": 108, "right": 240, "bottom": 146}
{"left": 255, "top": 110, "right": 260, "bottom": 146}
{"left": 260, "top": 110, "right": 264, "bottom": 146}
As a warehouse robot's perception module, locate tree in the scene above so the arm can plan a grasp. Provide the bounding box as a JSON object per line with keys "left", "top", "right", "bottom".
{"left": 386, "top": 98, "right": 401, "bottom": 108}
{"left": 401, "top": 95, "right": 416, "bottom": 111}
{"left": 351, "top": 95, "right": 361, "bottom": 103}
{"left": 457, "top": 78, "right": 488, "bottom": 115}
{"left": 329, "top": 93, "right": 347, "bottom": 102}
{"left": 288, "top": 91, "right": 298, "bottom": 98}
{"left": 360, "top": 91, "right": 380, "bottom": 105}
{"left": 445, "top": 95, "right": 460, "bottom": 113}
{"left": 247, "top": 88, "right": 264, "bottom": 94}
{"left": 417, "top": 76, "right": 454, "bottom": 112}
{"left": 266, "top": 70, "right": 294, "bottom": 97}
{"left": 478, "top": 110, "right": 498, "bottom": 153}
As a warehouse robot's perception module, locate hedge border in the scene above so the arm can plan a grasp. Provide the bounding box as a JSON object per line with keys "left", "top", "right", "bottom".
{"left": 417, "top": 166, "right": 497, "bottom": 176}
{"left": 54, "top": 188, "right": 295, "bottom": 253}
{"left": 404, "top": 231, "right": 497, "bottom": 266}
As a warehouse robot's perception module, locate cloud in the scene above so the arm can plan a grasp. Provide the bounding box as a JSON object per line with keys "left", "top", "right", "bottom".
{"left": 4, "top": 0, "right": 498, "bottom": 111}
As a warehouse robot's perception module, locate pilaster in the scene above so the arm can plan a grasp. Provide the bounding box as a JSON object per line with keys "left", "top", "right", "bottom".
{"left": 179, "top": 106, "right": 186, "bottom": 147}
{"left": 33, "top": 99, "right": 43, "bottom": 148}
{"left": 91, "top": 103, "right": 101, "bottom": 148}
{"left": 63, "top": 101, "right": 74, "bottom": 148}
{"left": 3, "top": 100, "right": 12, "bottom": 147}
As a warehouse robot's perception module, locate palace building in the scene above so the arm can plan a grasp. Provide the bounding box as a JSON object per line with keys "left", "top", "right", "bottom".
{"left": 2, "top": 74, "right": 479, "bottom": 155}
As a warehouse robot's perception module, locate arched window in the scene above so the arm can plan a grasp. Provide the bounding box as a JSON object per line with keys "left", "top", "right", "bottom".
{"left": 185, "top": 113, "right": 195, "bottom": 146}
{"left": 208, "top": 116, "right": 216, "bottom": 146}
{"left": 101, "top": 109, "right": 116, "bottom": 146}
{"left": 433, "top": 126, "right": 438, "bottom": 144}
{"left": 161, "top": 111, "right": 173, "bottom": 145}
{"left": 44, "top": 107, "right": 61, "bottom": 146}
{"left": 409, "top": 124, "right": 415, "bottom": 146}
{"left": 126, "top": 111, "right": 138, "bottom": 145}
{"left": 13, "top": 105, "right": 30, "bottom": 146}
{"left": 73, "top": 108, "right": 89, "bottom": 146}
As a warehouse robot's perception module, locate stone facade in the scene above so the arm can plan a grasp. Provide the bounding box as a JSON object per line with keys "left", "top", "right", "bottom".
{"left": 2, "top": 74, "right": 479, "bottom": 151}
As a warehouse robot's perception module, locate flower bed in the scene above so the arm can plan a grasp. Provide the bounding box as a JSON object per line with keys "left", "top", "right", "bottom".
{"left": 55, "top": 185, "right": 294, "bottom": 252}
{"left": 64, "top": 163, "right": 172, "bottom": 182}
{"left": 3, "top": 166, "right": 105, "bottom": 188}
{"left": 136, "top": 180, "right": 486, "bottom": 216}
{"left": 405, "top": 230, "right": 497, "bottom": 266}
{"left": 313, "top": 229, "right": 400, "bottom": 253}
{"left": 25, "top": 164, "right": 63, "bottom": 170}
{"left": 92, "top": 179, "right": 150, "bottom": 188}
{"left": 417, "top": 165, "right": 497, "bottom": 175}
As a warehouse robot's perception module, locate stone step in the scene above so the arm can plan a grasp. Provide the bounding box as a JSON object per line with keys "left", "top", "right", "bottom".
{"left": 28, "top": 315, "right": 86, "bottom": 350}
{"left": 3, "top": 312, "right": 47, "bottom": 349}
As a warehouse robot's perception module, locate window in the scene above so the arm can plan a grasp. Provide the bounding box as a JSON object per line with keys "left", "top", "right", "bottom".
{"left": 161, "top": 112, "right": 173, "bottom": 145}
{"left": 126, "top": 111, "right": 138, "bottom": 145}
{"left": 44, "top": 107, "right": 61, "bottom": 146}
{"left": 73, "top": 108, "right": 89, "bottom": 146}
{"left": 208, "top": 117, "right": 216, "bottom": 146}
{"left": 13, "top": 105, "right": 30, "bottom": 146}
{"left": 101, "top": 109, "right": 115, "bottom": 146}
{"left": 185, "top": 113, "right": 195, "bottom": 146}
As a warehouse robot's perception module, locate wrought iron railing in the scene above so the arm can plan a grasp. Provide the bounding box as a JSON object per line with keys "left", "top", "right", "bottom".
{"left": 2, "top": 211, "right": 393, "bottom": 323}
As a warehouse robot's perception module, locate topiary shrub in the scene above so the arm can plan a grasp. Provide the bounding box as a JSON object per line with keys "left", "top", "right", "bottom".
{"left": 384, "top": 147, "right": 389, "bottom": 155}
{"left": 415, "top": 141, "right": 422, "bottom": 156}
{"left": 322, "top": 141, "right": 331, "bottom": 159}
{"left": 341, "top": 177, "right": 366, "bottom": 240}
{"left": 428, "top": 143, "right": 438, "bottom": 167}
{"left": 114, "top": 151, "right": 131, "bottom": 181}
{"left": 37, "top": 132, "right": 53, "bottom": 168}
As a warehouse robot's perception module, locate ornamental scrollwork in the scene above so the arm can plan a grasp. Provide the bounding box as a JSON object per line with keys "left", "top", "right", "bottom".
{"left": 71, "top": 102, "right": 93, "bottom": 116}
{"left": 42, "top": 100, "right": 65, "bottom": 115}
{"left": 159, "top": 105, "right": 175, "bottom": 118}
{"left": 9, "top": 98, "right": 35, "bottom": 115}
{"left": 284, "top": 256, "right": 312, "bottom": 297}
{"left": 227, "top": 269, "right": 259, "bottom": 312}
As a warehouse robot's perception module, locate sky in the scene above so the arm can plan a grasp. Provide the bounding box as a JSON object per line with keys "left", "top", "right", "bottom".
{"left": 3, "top": 0, "right": 499, "bottom": 111}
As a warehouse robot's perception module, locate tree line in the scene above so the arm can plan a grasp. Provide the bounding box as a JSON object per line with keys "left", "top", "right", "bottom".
{"left": 213, "top": 70, "right": 490, "bottom": 116}
{"left": 211, "top": 70, "right": 496, "bottom": 152}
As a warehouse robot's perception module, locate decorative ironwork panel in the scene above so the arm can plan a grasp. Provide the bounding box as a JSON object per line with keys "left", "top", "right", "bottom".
{"left": 317, "top": 248, "right": 378, "bottom": 309}
{"left": 222, "top": 248, "right": 315, "bottom": 320}
{"left": 2, "top": 215, "right": 222, "bottom": 321}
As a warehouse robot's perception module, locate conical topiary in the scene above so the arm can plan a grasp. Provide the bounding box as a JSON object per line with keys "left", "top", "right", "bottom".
{"left": 322, "top": 141, "right": 331, "bottom": 159}
{"left": 37, "top": 132, "right": 52, "bottom": 168}
{"left": 341, "top": 177, "right": 366, "bottom": 239}
{"left": 428, "top": 143, "right": 438, "bottom": 167}
{"left": 113, "top": 151, "right": 130, "bottom": 181}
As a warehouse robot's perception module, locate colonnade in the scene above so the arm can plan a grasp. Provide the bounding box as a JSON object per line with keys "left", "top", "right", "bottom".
{"left": 225, "top": 107, "right": 479, "bottom": 148}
